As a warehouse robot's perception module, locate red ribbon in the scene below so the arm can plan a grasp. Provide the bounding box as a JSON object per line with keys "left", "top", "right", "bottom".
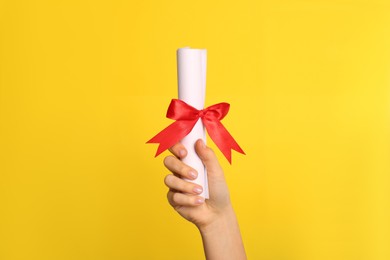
{"left": 147, "top": 99, "right": 245, "bottom": 163}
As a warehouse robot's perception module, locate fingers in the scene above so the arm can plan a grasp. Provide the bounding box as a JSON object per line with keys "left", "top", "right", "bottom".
{"left": 168, "top": 142, "right": 187, "bottom": 159}
{"left": 167, "top": 190, "right": 205, "bottom": 207}
{"left": 164, "top": 144, "right": 205, "bottom": 209}
{"left": 164, "top": 155, "right": 198, "bottom": 180}
{"left": 194, "top": 139, "right": 223, "bottom": 176}
{"left": 164, "top": 174, "right": 203, "bottom": 195}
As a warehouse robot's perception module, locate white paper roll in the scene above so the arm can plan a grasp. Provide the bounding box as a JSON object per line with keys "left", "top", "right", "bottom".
{"left": 177, "top": 47, "right": 209, "bottom": 199}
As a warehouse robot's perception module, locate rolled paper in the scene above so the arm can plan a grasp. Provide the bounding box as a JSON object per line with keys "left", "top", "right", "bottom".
{"left": 177, "top": 47, "right": 209, "bottom": 198}
{"left": 148, "top": 48, "right": 246, "bottom": 198}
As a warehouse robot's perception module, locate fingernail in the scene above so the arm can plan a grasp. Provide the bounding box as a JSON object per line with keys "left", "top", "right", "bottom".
{"left": 193, "top": 186, "right": 203, "bottom": 194}
{"left": 195, "top": 197, "right": 205, "bottom": 205}
{"left": 188, "top": 171, "right": 197, "bottom": 179}
{"left": 179, "top": 149, "right": 186, "bottom": 158}
{"left": 200, "top": 139, "right": 205, "bottom": 148}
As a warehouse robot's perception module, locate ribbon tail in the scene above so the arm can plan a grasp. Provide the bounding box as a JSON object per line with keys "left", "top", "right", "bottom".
{"left": 204, "top": 120, "right": 245, "bottom": 164}
{"left": 147, "top": 120, "right": 197, "bottom": 157}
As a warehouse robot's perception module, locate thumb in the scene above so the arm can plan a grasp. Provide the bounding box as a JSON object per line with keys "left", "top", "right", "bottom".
{"left": 195, "top": 139, "right": 224, "bottom": 178}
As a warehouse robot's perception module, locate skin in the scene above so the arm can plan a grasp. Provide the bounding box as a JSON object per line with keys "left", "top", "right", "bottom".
{"left": 163, "top": 139, "right": 247, "bottom": 260}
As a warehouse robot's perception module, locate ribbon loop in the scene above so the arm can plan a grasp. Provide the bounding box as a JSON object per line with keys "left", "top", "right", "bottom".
{"left": 147, "top": 99, "right": 245, "bottom": 163}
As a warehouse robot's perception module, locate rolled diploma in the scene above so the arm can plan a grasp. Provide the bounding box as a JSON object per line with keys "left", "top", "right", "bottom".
{"left": 177, "top": 47, "right": 209, "bottom": 199}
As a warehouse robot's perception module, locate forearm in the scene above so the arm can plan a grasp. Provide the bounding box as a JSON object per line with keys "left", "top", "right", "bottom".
{"left": 198, "top": 207, "right": 247, "bottom": 260}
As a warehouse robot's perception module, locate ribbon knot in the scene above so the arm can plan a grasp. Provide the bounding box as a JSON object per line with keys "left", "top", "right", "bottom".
{"left": 198, "top": 109, "right": 206, "bottom": 118}
{"left": 147, "top": 99, "right": 245, "bottom": 163}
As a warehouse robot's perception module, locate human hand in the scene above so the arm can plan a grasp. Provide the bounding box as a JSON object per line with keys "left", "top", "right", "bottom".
{"left": 163, "top": 139, "right": 232, "bottom": 230}
{"left": 163, "top": 139, "right": 247, "bottom": 259}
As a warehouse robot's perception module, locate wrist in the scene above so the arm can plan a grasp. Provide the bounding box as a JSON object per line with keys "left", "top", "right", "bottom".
{"left": 197, "top": 205, "right": 247, "bottom": 260}
{"left": 197, "top": 205, "right": 237, "bottom": 236}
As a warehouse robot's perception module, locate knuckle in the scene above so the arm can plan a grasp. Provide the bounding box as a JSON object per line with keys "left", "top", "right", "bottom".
{"left": 171, "top": 144, "right": 179, "bottom": 153}
{"left": 204, "top": 150, "right": 218, "bottom": 164}
{"left": 169, "top": 143, "right": 182, "bottom": 157}
{"left": 173, "top": 178, "right": 185, "bottom": 191}
{"left": 167, "top": 191, "right": 175, "bottom": 206}
{"left": 164, "top": 155, "right": 175, "bottom": 168}
{"left": 172, "top": 192, "right": 181, "bottom": 203}
{"left": 163, "top": 155, "right": 173, "bottom": 167}
{"left": 165, "top": 175, "right": 182, "bottom": 190}
{"left": 179, "top": 164, "right": 188, "bottom": 174}
{"left": 164, "top": 174, "right": 173, "bottom": 186}
{"left": 168, "top": 146, "right": 176, "bottom": 156}
{"left": 185, "top": 182, "right": 195, "bottom": 193}
{"left": 206, "top": 146, "right": 216, "bottom": 157}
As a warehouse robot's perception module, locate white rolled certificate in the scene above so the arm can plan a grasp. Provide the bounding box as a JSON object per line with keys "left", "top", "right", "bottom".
{"left": 177, "top": 47, "right": 209, "bottom": 199}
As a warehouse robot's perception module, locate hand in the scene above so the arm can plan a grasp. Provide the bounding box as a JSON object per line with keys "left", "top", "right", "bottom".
{"left": 163, "top": 139, "right": 232, "bottom": 230}
{"left": 163, "top": 139, "right": 247, "bottom": 259}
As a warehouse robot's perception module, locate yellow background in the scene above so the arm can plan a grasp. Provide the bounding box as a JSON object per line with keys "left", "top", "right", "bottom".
{"left": 0, "top": 0, "right": 389, "bottom": 259}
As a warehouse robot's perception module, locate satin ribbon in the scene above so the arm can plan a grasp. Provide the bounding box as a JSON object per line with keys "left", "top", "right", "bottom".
{"left": 147, "top": 99, "right": 245, "bottom": 163}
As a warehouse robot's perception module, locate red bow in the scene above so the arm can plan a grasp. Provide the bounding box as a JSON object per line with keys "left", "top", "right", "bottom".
{"left": 147, "top": 99, "right": 245, "bottom": 163}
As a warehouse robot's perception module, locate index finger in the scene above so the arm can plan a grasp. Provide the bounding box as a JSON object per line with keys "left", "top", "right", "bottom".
{"left": 168, "top": 142, "right": 187, "bottom": 159}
